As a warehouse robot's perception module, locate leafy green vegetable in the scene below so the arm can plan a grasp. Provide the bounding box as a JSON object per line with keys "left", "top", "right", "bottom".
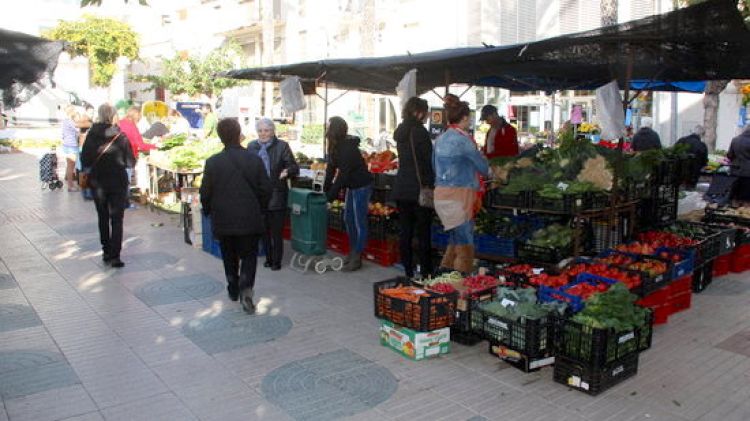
{"left": 527, "top": 224, "right": 573, "bottom": 249}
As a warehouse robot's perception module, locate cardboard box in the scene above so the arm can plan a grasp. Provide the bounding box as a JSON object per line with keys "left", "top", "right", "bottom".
{"left": 379, "top": 319, "right": 450, "bottom": 360}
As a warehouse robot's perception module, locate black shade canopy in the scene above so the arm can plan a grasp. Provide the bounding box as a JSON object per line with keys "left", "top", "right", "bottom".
{"left": 223, "top": 0, "right": 750, "bottom": 94}
{"left": 1, "top": 28, "right": 65, "bottom": 106}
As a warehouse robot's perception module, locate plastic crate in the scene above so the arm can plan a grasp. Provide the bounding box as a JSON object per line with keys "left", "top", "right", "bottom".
{"left": 372, "top": 173, "right": 395, "bottom": 191}
{"left": 692, "top": 260, "right": 715, "bottom": 293}
{"left": 364, "top": 239, "right": 399, "bottom": 267}
{"left": 623, "top": 179, "right": 650, "bottom": 201}
{"left": 653, "top": 159, "right": 680, "bottom": 185}
{"left": 485, "top": 189, "right": 530, "bottom": 209}
{"left": 586, "top": 192, "right": 612, "bottom": 211}
{"left": 373, "top": 277, "right": 457, "bottom": 331}
{"left": 655, "top": 247, "right": 695, "bottom": 279}
{"left": 327, "top": 229, "right": 350, "bottom": 255}
{"left": 431, "top": 224, "right": 449, "bottom": 249}
{"left": 368, "top": 214, "right": 398, "bottom": 240}
{"left": 488, "top": 340, "right": 556, "bottom": 372}
{"left": 667, "top": 275, "right": 693, "bottom": 297}
{"left": 475, "top": 234, "right": 516, "bottom": 258}
{"left": 557, "top": 309, "right": 653, "bottom": 368}
{"left": 596, "top": 250, "right": 673, "bottom": 296}
{"left": 586, "top": 210, "right": 633, "bottom": 255}
{"left": 730, "top": 244, "right": 750, "bottom": 273}
{"left": 471, "top": 306, "right": 557, "bottom": 360}
{"left": 670, "top": 290, "right": 693, "bottom": 315}
{"left": 530, "top": 192, "right": 586, "bottom": 213}
{"left": 538, "top": 274, "right": 617, "bottom": 313}
{"left": 517, "top": 242, "right": 572, "bottom": 265}
{"left": 713, "top": 254, "right": 731, "bottom": 277}
{"left": 327, "top": 207, "right": 346, "bottom": 232}
{"left": 452, "top": 285, "right": 498, "bottom": 346}
{"left": 553, "top": 353, "right": 639, "bottom": 396}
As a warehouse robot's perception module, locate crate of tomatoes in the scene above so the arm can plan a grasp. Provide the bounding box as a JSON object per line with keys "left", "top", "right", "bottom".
{"left": 538, "top": 274, "right": 617, "bottom": 313}
{"left": 615, "top": 242, "right": 695, "bottom": 280}
{"left": 564, "top": 260, "right": 643, "bottom": 295}
{"left": 498, "top": 264, "right": 568, "bottom": 289}
{"left": 373, "top": 277, "right": 457, "bottom": 331}
{"left": 595, "top": 250, "right": 672, "bottom": 296}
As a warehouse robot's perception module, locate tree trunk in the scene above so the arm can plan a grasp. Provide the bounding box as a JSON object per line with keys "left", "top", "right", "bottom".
{"left": 601, "top": 0, "right": 618, "bottom": 26}
{"left": 702, "top": 80, "right": 729, "bottom": 152}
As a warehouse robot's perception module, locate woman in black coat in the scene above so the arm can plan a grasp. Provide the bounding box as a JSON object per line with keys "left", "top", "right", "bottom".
{"left": 81, "top": 104, "right": 135, "bottom": 268}
{"left": 200, "top": 118, "right": 272, "bottom": 314}
{"left": 247, "top": 117, "right": 299, "bottom": 270}
{"left": 391, "top": 97, "right": 434, "bottom": 278}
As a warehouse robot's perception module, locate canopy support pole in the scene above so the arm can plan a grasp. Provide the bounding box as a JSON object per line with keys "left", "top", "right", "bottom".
{"left": 430, "top": 89, "right": 444, "bottom": 100}
{"left": 323, "top": 80, "right": 329, "bottom": 158}
{"left": 457, "top": 85, "right": 474, "bottom": 99}
{"left": 444, "top": 70, "right": 450, "bottom": 97}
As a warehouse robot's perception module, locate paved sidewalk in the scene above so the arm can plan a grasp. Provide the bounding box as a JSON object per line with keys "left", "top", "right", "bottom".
{"left": 0, "top": 150, "right": 749, "bottom": 421}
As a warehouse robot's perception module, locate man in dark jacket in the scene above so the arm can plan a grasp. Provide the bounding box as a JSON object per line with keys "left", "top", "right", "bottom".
{"left": 200, "top": 118, "right": 271, "bottom": 314}
{"left": 728, "top": 124, "right": 750, "bottom": 203}
{"left": 391, "top": 97, "right": 435, "bottom": 278}
{"left": 632, "top": 117, "right": 662, "bottom": 151}
{"left": 81, "top": 104, "right": 135, "bottom": 268}
{"left": 247, "top": 117, "right": 299, "bottom": 271}
{"left": 675, "top": 125, "right": 709, "bottom": 187}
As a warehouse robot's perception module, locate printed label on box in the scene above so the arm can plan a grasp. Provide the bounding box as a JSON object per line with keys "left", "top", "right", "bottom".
{"left": 488, "top": 317, "right": 508, "bottom": 330}
{"left": 612, "top": 365, "right": 625, "bottom": 376}
{"left": 618, "top": 332, "right": 635, "bottom": 344}
{"left": 529, "top": 357, "right": 555, "bottom": 369}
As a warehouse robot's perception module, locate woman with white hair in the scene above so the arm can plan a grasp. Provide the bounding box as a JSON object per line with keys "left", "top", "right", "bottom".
{"left": 247, "top": 117, "right": 299, "bottom": 270}
{"left": 81, "top": 103, "right": 135, "bottom": 268}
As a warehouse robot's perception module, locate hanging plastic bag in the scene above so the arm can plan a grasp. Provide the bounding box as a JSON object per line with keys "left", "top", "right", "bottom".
{"left": 396, "top": 69, "right": 417, "bottom": 110}
{"left": 279, "top": 76, "right": 306, "bottom": 113}
{"left": 595, "top": 80, "right": 626, "bottom": 140}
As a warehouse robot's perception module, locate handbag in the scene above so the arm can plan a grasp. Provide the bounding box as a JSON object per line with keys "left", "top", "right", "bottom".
{"left": 409, "top": 128, "right": 434, "bottom": 209}
{"left": 79, "top": 133, "right": 119, "bottom": 189}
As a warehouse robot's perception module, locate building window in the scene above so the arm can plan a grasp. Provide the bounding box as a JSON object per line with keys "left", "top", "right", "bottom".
{"left": 273, "top": 0, "right": 282, "bottom": 18}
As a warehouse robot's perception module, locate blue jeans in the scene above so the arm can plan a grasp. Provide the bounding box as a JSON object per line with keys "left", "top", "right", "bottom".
{"left": 344, "top": 185, "right": 372, "bottom": 253}
{"left": 448, "top": 220, "right": 473, "bottom": 246}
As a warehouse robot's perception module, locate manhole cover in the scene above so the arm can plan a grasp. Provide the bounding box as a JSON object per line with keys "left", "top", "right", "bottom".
{"left": 261, "top": 349, "right": 397, "bottom": 420}
{"left": 0, "top": 350, "right": 80, "bottom": 399}
{"left": 182, "top": 310, "right": 292, "bottom": 354}
{"left": 134, "top": 274, "right": 224, "bottom": 306}
{"left": 0, "top": 274, "right": 16, "bottom": 290}
{"left": 0, "top": 304, "right": 42, "bottom": 333}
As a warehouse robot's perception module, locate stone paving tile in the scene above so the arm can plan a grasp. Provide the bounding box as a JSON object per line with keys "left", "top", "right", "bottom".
{"left": 0, "top": 350, "right": 80, "bottom": 400}
{"left": 0, "top": 273, "right": 16, "bottom": 290}
{"left": 99, "top": 392, "right": 197, "bottom": 421}
{"left": 3, "top": 385, "right": 96, "bottom": 421}
{"left": 59, "top": 412, "right": 105, "bottom": 421}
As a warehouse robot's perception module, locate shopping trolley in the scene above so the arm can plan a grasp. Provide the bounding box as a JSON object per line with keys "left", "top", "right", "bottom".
{"left": 288, "top": 188, "right": 343, "bottom": 274}
{"left": 39, "top": 147, "right": 63, "bottom": 190}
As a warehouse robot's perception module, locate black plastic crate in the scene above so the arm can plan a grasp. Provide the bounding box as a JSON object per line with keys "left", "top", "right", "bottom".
{"left": 553, "top": 353, "right": 639, "bottom": 396}
{"left": 586, "top": 192, "right": 612, "bottom": 211}
{"left": 471, "top": 307, "right": 557, "bottom": 359}
{"left": 327, "top": 207, "right": 346, "bottom": 232}
{"left": 557, "top": 310, "right": 653, "bottom": 368}
{"left": 451, "top": 285, "right": 498, "bottom": 346}
{"left": 651, "top": 184, "right": 679, "bottom": 204}
{"left": 370, "top": 189, "right": 392, "bottom": 205}
{"left": 692, "top": 259, "right": 715, "bottom": 293}
{"left": 517, "top": 242, "right": 572, "bottom": 264}
{"left": 372, "top": 173, "right": 395, "bottom": 191}
{"left": 623, "top": 179, "right": 651, "bottom": 201}
{"left": 488, "top": 340, "right": 556, "bottom": 372}
{"left": 653, "top": 159, "right": 679, "bottom": 185}
{"left": 373, "top": 277, "right": 457, "bottom": 331}
{"left": 368, "top": 214, "right": 398, "bottom": 240}
{"left": 531, "top": 192, "right": 586, "bottom": 213}
{"left": 485, "top": 189, "right": 530, "bottom": 209}
{"left": 586, "top": 210, "right": 633, "bottom": 255}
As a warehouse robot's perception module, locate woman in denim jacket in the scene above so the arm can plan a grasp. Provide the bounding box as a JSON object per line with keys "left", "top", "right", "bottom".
{"left": 434, "top": 95, "right": 489, "bottom": 273}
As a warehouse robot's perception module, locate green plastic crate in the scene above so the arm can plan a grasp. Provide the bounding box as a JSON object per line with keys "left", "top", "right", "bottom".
{"left": 288, "top": 188, "right": 328, "bottom": 255}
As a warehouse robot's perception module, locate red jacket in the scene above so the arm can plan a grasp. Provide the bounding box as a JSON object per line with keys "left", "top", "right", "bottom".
{"left": 483, "top": 123, "right": 519, "bottom": 158}
{"left": 119, "top": 118, "right": 155, "bottom": 159}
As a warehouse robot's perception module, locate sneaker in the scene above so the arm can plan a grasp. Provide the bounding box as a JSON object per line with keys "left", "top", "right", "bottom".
{"left": 109, "top": 258, "right": 125, "bottom": 268}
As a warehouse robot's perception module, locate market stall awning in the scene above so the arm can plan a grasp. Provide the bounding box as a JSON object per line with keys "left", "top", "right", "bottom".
{"left": 223, "top": 0, "right": 750, "bottom": 94}
{"left": 0, "top": 27, "right": 65, "bottom": 106}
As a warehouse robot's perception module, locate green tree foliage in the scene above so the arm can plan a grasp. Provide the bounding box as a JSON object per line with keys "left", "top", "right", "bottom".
{"left": 677, "top": 0, "right": 750, "bottom": 21}
{"left": 136, "top": 42, "right": 246, "bottom": 98}
{"left": 42, "top": 15, "right": 139, "bottom": 87}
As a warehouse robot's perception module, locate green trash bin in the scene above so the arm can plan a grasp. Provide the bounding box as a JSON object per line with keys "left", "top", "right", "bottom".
{"left": 288, "top": 188, "right": 328, "bottom": 256}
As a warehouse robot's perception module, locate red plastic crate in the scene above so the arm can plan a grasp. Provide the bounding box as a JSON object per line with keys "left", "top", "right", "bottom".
{"left": 327, "top": 229, "right": 350, "bottom": 255}
{"left": 652, "top": 304, "right": 670, "bottom": 325}
{"left": 363, "top": 238, "right": 399, "bottom": 266}
{"left": 282, "top": 223, "right": 291, "bottom": 240}
{"left": 713, "top": 254, "right": 730, "bottom": 277}
{"left": 730, "top": 245, "right": 750, "bottom": 273}
{"left": 636, "top": 287, "right": 670, "bottom": 308}
{"left": 668, "top": 275, "right": 692, "bottom": 297}
{"left": 669, "top": 291, "right": 692, "bottom": 315}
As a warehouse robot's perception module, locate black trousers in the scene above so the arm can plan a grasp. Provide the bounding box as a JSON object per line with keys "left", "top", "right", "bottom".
{"left": 93, "top": 186, "right": 127, "bottom": 259}
{"left": 262, "top": 210, "right": 286, "bottom": 266}
{"left": 218, "top": 234, "right": 260, "bottom": 294}
{"left": 396, "top": 200, "right": 433, "bottom": 278}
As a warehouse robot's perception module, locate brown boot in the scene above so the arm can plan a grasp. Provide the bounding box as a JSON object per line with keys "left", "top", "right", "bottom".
{"left": 453, "top": 244, "right": 475, "bottom": 274}
{"left": 440, "top": 245, "right": 456, "bottom": 270}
